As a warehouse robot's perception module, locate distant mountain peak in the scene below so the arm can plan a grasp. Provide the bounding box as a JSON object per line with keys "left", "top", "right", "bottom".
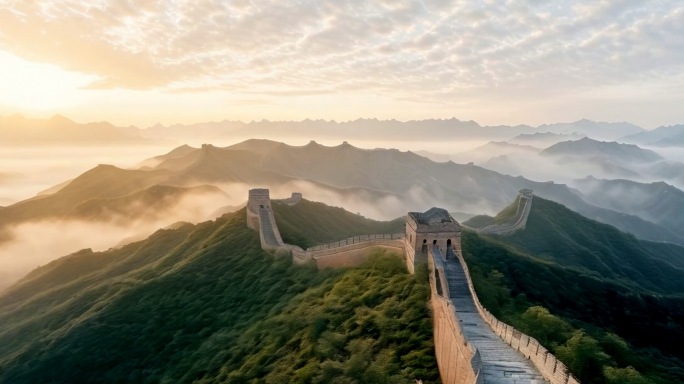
{"left": 541, "top": 137, "right": 663, "bottom": 162}
{"left": 49, "top": 114, "right": 75, "bottom": 124}
{"left": 337, "top": 141, "right": 355, "bottom": 148}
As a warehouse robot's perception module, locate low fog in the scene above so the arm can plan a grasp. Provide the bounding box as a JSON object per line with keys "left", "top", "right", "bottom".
{"left": 3, "top": 138, "right": 683, "bottom": 291}
{"left": 0, "top": 176, "right": 500, "bottom": 291}
{"left": 0, "top": 188, "right": 235, "bottom": 291}
{"left": 0, "top": 140, "right": 488, "bottom": 206}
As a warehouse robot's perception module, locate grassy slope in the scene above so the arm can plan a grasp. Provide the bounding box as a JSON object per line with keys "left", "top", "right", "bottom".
{"left": 272, "top": 199, "right": 405, "bottom": 249}
{"left": 0, "top": 208, "right": 437, "bottom": 384}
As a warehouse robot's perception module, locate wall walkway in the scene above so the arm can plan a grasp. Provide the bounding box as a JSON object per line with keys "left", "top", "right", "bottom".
{"left": 471, "top": 190, "right": 534, "bottom": 236}
{"left": 442, "top": 245, "right": 580, "bottom": 384}
{"left": 428, "top": 248, "right": 484, "bottom": 384}
{"left": 432, "top": 246, "right": 546, "bottom": 383}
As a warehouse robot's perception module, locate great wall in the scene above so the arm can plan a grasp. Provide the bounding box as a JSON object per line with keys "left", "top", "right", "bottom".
{"left": 246, "top": 188, "right": 579, "bottom": 384}
{"left": 473, "top": 189, "right": 534, "bottom": 235}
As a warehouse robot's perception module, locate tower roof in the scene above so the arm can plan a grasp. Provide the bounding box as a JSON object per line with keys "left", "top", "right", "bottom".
{"left": 408, "top": 207, "right": 456, "bottom": 225}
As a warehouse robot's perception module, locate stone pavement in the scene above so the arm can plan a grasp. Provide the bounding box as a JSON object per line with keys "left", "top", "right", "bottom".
{"left": 444, "top": 257, "right": 547, "bottom": 383}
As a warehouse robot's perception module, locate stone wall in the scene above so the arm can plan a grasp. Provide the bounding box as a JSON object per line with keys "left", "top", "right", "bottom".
{"left": 427, "top": 248, "right": 484, "bottom": 384}
{"left": 247, "top": 188, "right": 271, "bottom": 231}
{"left": 477, "top": 190, "right": 533, "bottom": 236}
{"left": 248, "top": 188, "right": 304, "bottom": 253}
{"left": 279, "top": 192, "right": 303, "bottom": 205}
{"left": 292, "top": 234, "right": 405, "bottom": 269}
{"left": 453, "top": 247, "right": 579, "bottom": 384}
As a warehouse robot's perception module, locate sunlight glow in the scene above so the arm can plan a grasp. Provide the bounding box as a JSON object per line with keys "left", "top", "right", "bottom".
{"left": 0, "top": 50, "right": 97, "bottom": 112}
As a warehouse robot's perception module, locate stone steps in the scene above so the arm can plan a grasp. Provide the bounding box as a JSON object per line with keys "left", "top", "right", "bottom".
{"left": 441, "top": 257, "right": 547, "bottom": 383}
{"left": 259, "top": 209, "right": 280, "bottom": 246}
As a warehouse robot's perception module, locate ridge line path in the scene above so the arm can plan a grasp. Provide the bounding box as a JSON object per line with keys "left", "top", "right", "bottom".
{"left": 443, "top": 250, "right": 546, "bottom": 383}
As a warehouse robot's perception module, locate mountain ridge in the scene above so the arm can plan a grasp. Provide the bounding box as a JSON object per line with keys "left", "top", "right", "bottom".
{"left": 541, "top": 137, "right": 663, "bottom": 162}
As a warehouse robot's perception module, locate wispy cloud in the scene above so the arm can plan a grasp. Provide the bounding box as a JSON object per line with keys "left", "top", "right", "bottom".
{"left": 0, "top": 1, "right": 682, "bottom": 126}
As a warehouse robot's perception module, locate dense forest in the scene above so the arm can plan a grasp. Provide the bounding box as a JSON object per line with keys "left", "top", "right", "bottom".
{"left": 0, "top": 209, "right": 437, "bottom": 383}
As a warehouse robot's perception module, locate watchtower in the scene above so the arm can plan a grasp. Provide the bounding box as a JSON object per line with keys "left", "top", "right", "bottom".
{"left": 247, "top": 188, "right": 271, "bottom": 230}
{"left": 405, "top": 207, "right": 461, "bottom": 273}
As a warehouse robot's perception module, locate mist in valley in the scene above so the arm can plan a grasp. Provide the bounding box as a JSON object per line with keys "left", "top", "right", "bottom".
{"left": 0, "top": 186, "right": 238, "bottom": 290}
{"left": 2, "top": 126, "right": 684, "bottom": 291}
{"left": 0, "top": 138, "right": 509, "bottom": 291}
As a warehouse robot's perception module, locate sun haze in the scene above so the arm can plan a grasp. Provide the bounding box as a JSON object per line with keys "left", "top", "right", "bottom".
{"left": 0, "top": 1, "right": 682, "bottom": 127}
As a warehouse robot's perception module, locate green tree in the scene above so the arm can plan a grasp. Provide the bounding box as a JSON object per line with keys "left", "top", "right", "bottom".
{"left": 556, "top": 330, "right": 611, "bottom": 383}
{"left": 518, "top": 306, "right": 572, "bottom": 347}
{"left": 603, "top": 366, "right": 653, "bottom": 384}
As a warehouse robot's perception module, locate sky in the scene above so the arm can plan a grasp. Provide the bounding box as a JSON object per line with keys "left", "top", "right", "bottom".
{"left": 0, "top": 0, "right": 683, "bottom": 128}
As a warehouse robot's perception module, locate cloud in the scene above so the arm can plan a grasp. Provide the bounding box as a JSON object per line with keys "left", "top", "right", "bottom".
{"left": 0, "top": 0, "right": 680, "bottom": 97}
{"left": 0, "top": 1, "right": 683, "bottom": 128}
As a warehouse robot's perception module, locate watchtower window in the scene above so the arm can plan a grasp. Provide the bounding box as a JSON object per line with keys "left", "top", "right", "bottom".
{"left": 432, "top": 240, "right": 437, "bottom": 245}
{"left": 423, "top": 239, "right": 427, "bottom": 244}
{"left": 447, "top": 239, "right": 452, "bottom": 248}
{"left": 259, "top": 204, "right": 264, "bottom": 208}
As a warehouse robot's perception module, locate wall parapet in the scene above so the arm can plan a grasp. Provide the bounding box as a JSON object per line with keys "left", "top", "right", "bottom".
{"left": 453, "top": 248, "right": 579, "bottom": 384}
{"left": 476, "top": 189, "right": 534, "bottom": 236}
{"left": 293, "top": 234, "right": 405, "bottom": 269}
{"left": 307, "top": 233, "right": 403, "bottom": 251}
{"left": 427, "top": 248, "right": 483, "bottom": 384}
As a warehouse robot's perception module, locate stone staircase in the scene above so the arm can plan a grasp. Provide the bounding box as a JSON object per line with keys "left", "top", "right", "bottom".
{"left": 259, "top": 208, "right": 280, "bottom": 246}
{"left": 443, "top": 254, "right": 546, "bottom": 383}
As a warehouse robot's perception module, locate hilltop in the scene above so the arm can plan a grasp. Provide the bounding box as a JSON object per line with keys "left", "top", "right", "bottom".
{"left": 508, "top": 132, "right": 586, "bottom": 147}
{"left": 535, "top": 120, "right": 644, "bottom": 141}
{"left": 2, "top": 187, "right": 683, "bottom": 383}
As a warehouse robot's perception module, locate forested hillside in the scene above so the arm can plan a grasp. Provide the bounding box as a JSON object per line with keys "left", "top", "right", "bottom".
{"left": 464, "top": 198, "right": 684, "bottom": 384}
{"left": 0, "top": 209, "right": 437, "bottom": 383}
{"left": 500, "top": 197, "right": 684, "bottom": 294}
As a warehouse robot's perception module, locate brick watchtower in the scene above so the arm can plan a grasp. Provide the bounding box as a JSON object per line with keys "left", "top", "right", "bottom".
{"left": 405, "top": 207, "right": 461, "bottom": 274}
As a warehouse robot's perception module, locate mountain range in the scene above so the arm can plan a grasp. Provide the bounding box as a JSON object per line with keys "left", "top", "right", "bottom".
{"left": 9, "top": 114, "right": 684, "bottom": 147}
{"left": 0, "top": 114, "right": 141, "bottom": 145}
{"left": 4, "top": 139, "right": 684, "bottom": 248}
{"left": 621, "top": 124, "right": 684, "bottom": 146}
